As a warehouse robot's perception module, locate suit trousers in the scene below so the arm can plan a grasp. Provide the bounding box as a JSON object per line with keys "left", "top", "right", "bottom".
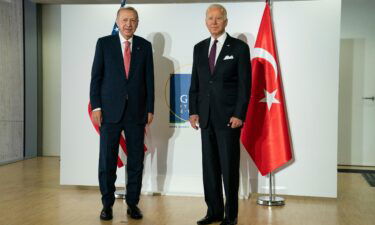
{"left": 200, "top": 107, "right": 241, "bottom": 220}
{"left": 98, "top": 103, "right": 145, "bottom": 208}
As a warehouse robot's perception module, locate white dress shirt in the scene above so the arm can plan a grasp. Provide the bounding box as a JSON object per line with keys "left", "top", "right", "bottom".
{"left": 208, "top": 32, "right": 227, "bottom": 65}
{"left": 119, "top": 32, "right": 133, "bottom": 56}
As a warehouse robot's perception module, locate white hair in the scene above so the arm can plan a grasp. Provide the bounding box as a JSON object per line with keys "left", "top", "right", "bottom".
{"left": 206, "top": 4, "right": 227, "bottom": 20}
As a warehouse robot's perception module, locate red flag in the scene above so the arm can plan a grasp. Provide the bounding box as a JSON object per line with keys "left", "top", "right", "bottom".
{"left": 241, "top": 3, "right": 292, "bottom": 176}
{"left": 88, "top": 103, "right": 147, "bottom": 168}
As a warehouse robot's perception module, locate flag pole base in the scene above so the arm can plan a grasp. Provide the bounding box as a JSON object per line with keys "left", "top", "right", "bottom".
{"left": 115, "top": 189, "right": 126, "bottom": 199}
{"left": 257, "top": 196, "right": 285, "bottom": 206}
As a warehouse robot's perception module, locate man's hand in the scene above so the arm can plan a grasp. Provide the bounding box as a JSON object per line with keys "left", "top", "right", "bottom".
{"left": 92, "top": 110, "right": 102, "bottom": 127}
{"left": 228, "top": 117, "right": 243, "bottom": 129}
{"left": 189, "top": 115, "right": 200, "bottom": 130}
{"left": 147, "top": 113, "right": 154, "bottom": 125}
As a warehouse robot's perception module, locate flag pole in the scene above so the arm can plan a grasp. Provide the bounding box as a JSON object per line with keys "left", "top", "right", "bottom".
{"left": 257, "top": 172, "right": 285, "bottom": 206}
{"left": 115, "top": 166, "right": 128, "bottom": 199}
{"left": 266, "top": 0, "right": 272, "bottom": 10}
{"left": 253, "top": 0, "right": 287, "bottom": 207}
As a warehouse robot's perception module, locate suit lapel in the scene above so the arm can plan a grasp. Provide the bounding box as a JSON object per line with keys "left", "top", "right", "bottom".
{"left": 128, "top": 35, "right": 140, "bottom": 80}
{"left": 213, "top": 34, "right": 232, "bottom": 76}
{"left": 111, "top": 35, "right": 126, "bottom": 79}
{"left": 201, "top": 38, "right": 211, "bottom": 75}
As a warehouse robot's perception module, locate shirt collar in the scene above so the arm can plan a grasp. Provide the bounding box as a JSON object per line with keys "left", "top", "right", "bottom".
{"left": 119, "top": 33, "right": 133, "bottom": 45}
{"left": 211, "top": 32, "right": 227, "bottom": 45}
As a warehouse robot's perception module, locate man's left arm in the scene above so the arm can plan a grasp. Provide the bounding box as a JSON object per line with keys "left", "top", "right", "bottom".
{"left": 145, "top": 42, "right": 155, "bottom": 124}
{"left": 233, "top": 43, "right": 251, "bottom": 122}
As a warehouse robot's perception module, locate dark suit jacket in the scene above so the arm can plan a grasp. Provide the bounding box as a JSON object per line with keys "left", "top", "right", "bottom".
{"left": 90, "top": 34, "right": 154, "bottom": 124}
{"left": 189, "top": 34, "right": 251, "bottom": 129}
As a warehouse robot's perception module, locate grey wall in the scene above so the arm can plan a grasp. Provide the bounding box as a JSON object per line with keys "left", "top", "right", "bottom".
{"left": 42, "top": 4, "right": 61, "bottom": 156}
{"left": 0, "top": 0, "right": 24, "bottom": 164}
{"left": 24, "top": 0, "right": 40, "bottom": 159}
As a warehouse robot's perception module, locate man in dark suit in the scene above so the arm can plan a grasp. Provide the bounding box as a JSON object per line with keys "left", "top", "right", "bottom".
{"left": 90, "top": 7, "right": 154, "bottom": 221}
{"left": 189, "top": 4, "right": 251, "bottom": 225}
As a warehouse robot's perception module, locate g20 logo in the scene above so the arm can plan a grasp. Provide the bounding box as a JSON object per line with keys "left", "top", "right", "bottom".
{"left": 167, "top": 74, "right": 191, "bottom": 123}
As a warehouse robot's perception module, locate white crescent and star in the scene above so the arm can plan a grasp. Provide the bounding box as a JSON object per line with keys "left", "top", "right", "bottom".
{"left": 252, "top": 47, "right": 278, "bottom": 81}
{"left": 252, "top": 47, "right": 280, "bottom": 110}
{"left": 260, "top": 89, "right": 280, "bottom": 110}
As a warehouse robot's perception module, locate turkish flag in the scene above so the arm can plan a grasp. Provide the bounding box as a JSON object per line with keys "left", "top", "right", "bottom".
{"left": 241, "top": 3, "right": 292, "bottom": 176}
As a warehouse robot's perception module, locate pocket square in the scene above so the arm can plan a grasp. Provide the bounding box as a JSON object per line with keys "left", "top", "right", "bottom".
{"left": 223, "top": 55, "right": 234, "bottom": 60}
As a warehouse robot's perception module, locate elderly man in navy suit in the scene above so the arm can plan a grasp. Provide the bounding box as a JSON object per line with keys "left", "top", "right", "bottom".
{"left": 90, "top": 7, "right": 154, "bottom": 221}
{"left": 189, "top": 4, "right": 251, "bottom": 225}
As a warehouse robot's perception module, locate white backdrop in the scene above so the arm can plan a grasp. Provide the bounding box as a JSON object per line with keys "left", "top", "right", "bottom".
{"left": 60, "top": 0, "right": 341, "bottom": 198}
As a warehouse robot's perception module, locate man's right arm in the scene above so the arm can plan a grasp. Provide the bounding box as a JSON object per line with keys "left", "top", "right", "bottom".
{"left": 90, "top": 39, "right": 104, "bottom": 126}
{"left": 90, "top": 39, "right": 104, "bottom": 110}
{"left": 189, "top": 44, "right": 200, "bottom": 130}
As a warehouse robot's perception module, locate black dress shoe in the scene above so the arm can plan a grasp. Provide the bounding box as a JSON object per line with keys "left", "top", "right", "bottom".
{"left": 127, "top": 205, "right": 143, "bottom": 219}
{"left": 100, "top": 207, "right": 113, "bottom": 220}
{"left": 220, "top": 218, "right": 238, "bottom": 225}
{"left": 197, "top": 215, "right": 223, "bottom": 225}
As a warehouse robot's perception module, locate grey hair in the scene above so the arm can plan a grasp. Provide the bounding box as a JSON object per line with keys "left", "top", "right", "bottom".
{"left": 206, "top": 4, "right": 227, "bottom": 20}
{"left": 117, "top": 6, "right": 139, "bottom": 20}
